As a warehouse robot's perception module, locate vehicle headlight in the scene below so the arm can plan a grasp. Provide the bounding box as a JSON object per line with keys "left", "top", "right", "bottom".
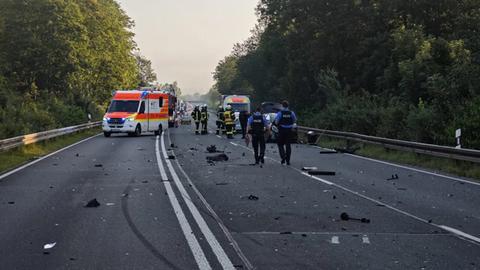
{"left": 125, "top": 117, "right": 134, "bottom": 122}
{"left": 103, "top": 117, "right": 110, "bottom": 121}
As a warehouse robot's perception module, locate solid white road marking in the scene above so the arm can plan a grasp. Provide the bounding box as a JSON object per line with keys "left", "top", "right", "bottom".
{"left": 438, "top": 225, "right": 480, "bottom": 244}
{"left": 170, "top": 150, "right": 254, "bottom": 269}
{"left": 160, "top": 134, "right": 235, "bottom": 270}
{"left": 345, "top": 153, "right": 480, "bottom": 187}
{"left": 331, "top": 236, "right": 340, "bottom": 244}
{"left": 0, "top": 134, "right": 101, "bottom": 181}
{"left": 228, "top": 142, "right": 480, "bottom": 245}
{"left": 362, "top": 235, "right": 370, "bottom": 244}
{"left": 155, "top": 136, "right": 212, "bottom": 270}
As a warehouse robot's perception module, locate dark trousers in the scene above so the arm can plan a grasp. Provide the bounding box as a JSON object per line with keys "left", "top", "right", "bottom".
{"left": 252, "top": 133, "right": 266, "bottom": 163}
{"left": 201, "top": 121, "right": 207, "bottom": 134}
{"left": 226, "top": 124, "right": 234, "bottom": 138}
{"left": 240, "top": 122, "right": 247, "bottom": 138}
{"left": 277, "top": 128, "right": 293, "bottom": 162}
{"left": 194, "top": 121, "right": 200, "bottom": 133}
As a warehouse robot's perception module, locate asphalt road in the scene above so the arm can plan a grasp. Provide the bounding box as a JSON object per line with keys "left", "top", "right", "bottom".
{"left": 1, "top": 117, "right": 480, "bottom": 270}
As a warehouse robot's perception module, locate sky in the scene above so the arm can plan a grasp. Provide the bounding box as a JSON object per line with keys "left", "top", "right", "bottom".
{"left": 117, "top": 0, "right": 259, "bottom": 95}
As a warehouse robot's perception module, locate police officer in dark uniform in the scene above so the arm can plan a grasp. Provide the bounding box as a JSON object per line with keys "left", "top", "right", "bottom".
{"left": 274, "top": 100, "right": 297, "bottom": 165}
{"left": 247, "top": 107, "right": 269, "bottom": 165}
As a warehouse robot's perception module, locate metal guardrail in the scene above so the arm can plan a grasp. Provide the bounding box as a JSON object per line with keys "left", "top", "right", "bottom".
{"left": 0, "top": 121, "right": 101, "bottom": 152}
{"left": 297, "top": 126, "right": 480, "bottom": 163}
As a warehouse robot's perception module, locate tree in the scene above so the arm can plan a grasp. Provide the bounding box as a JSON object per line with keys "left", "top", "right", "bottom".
{"left": 135, "top": 53, "right": 157, "bottom": 87}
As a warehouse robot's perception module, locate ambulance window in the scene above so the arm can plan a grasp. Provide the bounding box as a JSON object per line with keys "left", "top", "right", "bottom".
{"left": 139, "top": 101, "right": 145, "bottom": 114}
{"left": 159, "top": 97, "right": 164, "bottom": 108}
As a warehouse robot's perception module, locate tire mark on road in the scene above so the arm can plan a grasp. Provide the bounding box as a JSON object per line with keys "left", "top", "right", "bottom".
{"left": 121, "top": 183, "right": 182, "bottom": 270}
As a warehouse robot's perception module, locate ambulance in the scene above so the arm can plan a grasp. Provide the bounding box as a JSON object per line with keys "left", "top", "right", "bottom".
{"left": 102, "top": 90, "right": 170, "bottom": 137}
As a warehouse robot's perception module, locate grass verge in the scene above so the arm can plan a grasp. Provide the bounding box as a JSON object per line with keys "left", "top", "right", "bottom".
{"left": 0, "top": 127, "right": 101, "bottom": 174}
{"left": 300, "top": 133, "right": 480, "bottom": 180}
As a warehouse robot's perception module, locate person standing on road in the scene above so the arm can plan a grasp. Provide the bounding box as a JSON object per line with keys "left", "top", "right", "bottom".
{"left": 224, "top": 105, "right": 235, "bottom": 139}
{"left": 239, "top": 110, "right": 249, "bottom": 139}
{"left": 247, "top": 107, "right": 269, "bottom": 165}
{"left": 274, "top": 100, "right": 297, "bottom": 165}
{"left": 191, "top": 105, "right": 201, "bottom": 135}
{"left": 216, "top": 106, "right": 225, "bottom": 135}
{"left": 200, "top": 105, "right": 209, "bottom": 135}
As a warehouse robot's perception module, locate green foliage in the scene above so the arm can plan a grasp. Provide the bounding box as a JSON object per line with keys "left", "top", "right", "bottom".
{"left": 0, "top": 0, "right": 149, "bottom": 139}
{"left": 213, "top": 0, "right": 480, "bottom": 149}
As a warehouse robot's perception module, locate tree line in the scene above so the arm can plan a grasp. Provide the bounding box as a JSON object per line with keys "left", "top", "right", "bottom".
{"left": 0, "top": 0, "right": 157, "bottom": 139}
{"left": 212, "top": 0, "right": 480, "bottom": 148}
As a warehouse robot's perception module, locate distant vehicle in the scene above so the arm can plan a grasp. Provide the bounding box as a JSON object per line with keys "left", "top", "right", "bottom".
{"left": 221, "top": 95, "right": 251, "bottom": 131}
{"left": 260, "top": 101, "right": 298, "bottom": 143}
{"left": 102, "top": 90, "right": 170, "bottom": 137}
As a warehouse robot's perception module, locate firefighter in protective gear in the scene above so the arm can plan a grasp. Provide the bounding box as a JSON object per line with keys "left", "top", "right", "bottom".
{"left": 216, "top": 106, "right": 225, "bottom": 135}
{"left": 224, "top": 105, "right": 235, "bottom": 139}
{"left": 200, "top": 105, "right": 209, "bottom": 135}
{"left": 191, "top": 105, "right": 201, "bottom": 134}
{"left": 247, "top": 107, "right": 269, "bottom": 165}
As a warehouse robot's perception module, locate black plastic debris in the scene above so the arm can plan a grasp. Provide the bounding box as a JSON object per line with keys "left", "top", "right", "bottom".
{"left": 94, "top": 164, "right": 103, "bottom": 168}
{"left": 84, "top": 199, "right": 101, "bottom": 208}
{"left": 387, "top": 174, "right": 399, "bottom": 180}
{"left": 319, "top": 150, "right": 338, "bottom": 154}
{"left": 332, "top": 195, "right": 336, "bottom": 200}
{"left": 168, "top": 155, "right": 176, "bottom": 160}
{"left": 301, "top": 234, "right": 307, "bottom": 237}
{"left": 75, "top": 153, "right": 79, "bottom": 157}
{"left": 207, "top": 145, "right": 218, "bottom": 153}
{"left": 280, "top": 231, "right": 292, "bottom": 235}
{"left": 397, "top": 188, "right": 407, "bottom": 191}
{"left": 248, "top": 195, "right": 259, "bottom": 201}
{"left": 242, "top": 152, "right": 246, "bottom": 157}
{"left": 274, "top": 217, "right": 280, "bottom": 220}
{"left": 142, "top": 180, "right": 149, "bottom": 184}
{"left": 206, "top": 154, "right": 229, "bottom": 162}
{"left": 308, "top": 170, "right": 336, "bottom": 176}
{"left": 215, "top": 183, "right": 229, "bottom": 186}
{"left": 340, "top": 212, "right": 370, "bottom": 223}
{"left": 189, "top": 147, "right": 198, "bottom": 151}
{"left": 7, "top": 201, "right": 15, "bottom": 204}
{"left": 170, "top": 143, "right": 175, "bottom": 148}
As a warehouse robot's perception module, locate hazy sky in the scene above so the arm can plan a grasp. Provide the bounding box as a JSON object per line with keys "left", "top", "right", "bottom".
{"left": 117, "top": 0, "right": 259, "bottom": 94}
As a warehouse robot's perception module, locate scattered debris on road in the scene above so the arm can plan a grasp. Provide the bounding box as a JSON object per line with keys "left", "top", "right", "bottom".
{"left": 387, "top": 174, "right": 399, "bottom": 180}
{"left": 168, "top": 155, "right": 176, "bottom": 160}
{"left": 105, "top": 203, "right": 115, "bottom": 206}
{"left": 189, "top": 147, "right": 198, "bottom": 151}
{"left": 170, "top": 143, "right": 176, "bottom": 148}
{"left": 94, "top": 164, "right": 103, "bottom": 168}
{"left": 340, "top": 212, "right": 370, "bottom": 223}
{"left": 319, "top": 150, "right": 338, "bottom": 154}
{"left": 75, "top": 153, "right": 79, "bottom": 157}
{"left": 308, "top": 170, "right": 336, "bottom": 176}
{"left": 206, "top": 154, "right": 229, "bottom": 162}
{"left": 84, "top": 198, "right": 101, "bottom": 208}
{"left": 7, "top": 201, "right": 15, "bottom": 205}
{"left": 206, "top": 145, "right": 224, "bottom": 153}
{"left": 248, "top": 195, "right": 259, "bottom": 201}
{"left": 215, "top": 183, "right": 229, "bottom": 186}
{"left": 280, "top": 231, "right": 292, "bottom": 235}
{"left": 43, "top": 242, "right": 56, "bottom": 250}
{"left": 142, "top": 180, "right": 149, "bottom": 184}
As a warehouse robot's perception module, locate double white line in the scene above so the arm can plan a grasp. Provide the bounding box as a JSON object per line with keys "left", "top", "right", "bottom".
{"left": 155, "top": 133, "right": 235, "bottom": 270}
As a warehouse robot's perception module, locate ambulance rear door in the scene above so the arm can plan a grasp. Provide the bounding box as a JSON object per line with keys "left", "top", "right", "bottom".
{"left": 147, "top": 95, "right": 163, "bottom": 131}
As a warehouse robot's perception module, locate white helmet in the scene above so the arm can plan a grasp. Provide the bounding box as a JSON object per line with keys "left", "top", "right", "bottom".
{"left": 226, "top": 105, "right": 232, "bottom": 110}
